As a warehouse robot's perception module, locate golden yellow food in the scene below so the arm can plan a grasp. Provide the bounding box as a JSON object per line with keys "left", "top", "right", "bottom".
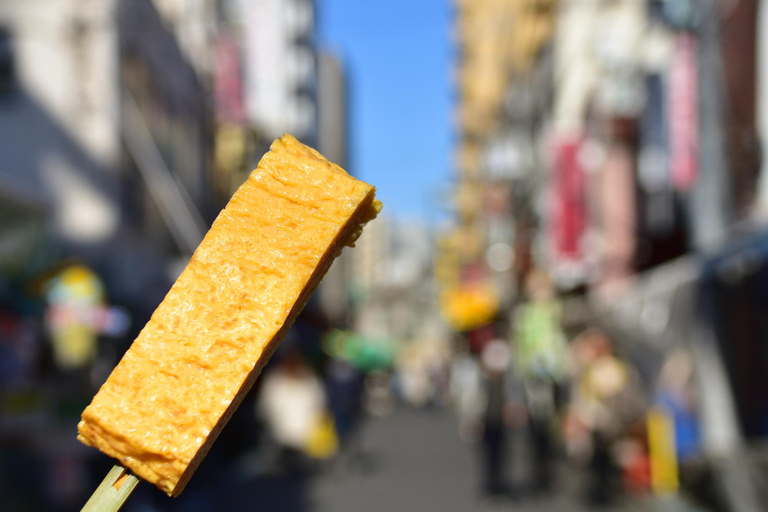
{"left": 77, "top": 134, "right": 381, "bottom": 496}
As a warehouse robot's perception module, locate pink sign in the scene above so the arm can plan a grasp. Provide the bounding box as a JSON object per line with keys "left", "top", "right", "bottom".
{"left": 214, "top": 33, "right": 244, "bottom": 125}
{"left": 668, "top": 34, "right": 698, "bottom": 191}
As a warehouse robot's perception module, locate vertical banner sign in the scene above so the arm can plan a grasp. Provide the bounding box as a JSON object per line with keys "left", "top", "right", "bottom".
{"left": 668, "top": 34, "right": 699, "bottom": 192}
{"left": 214, "top": 33, "right": 244, "bottom": 125}
{"left": 551, "top": 135, "right": 586, "bottom": 262}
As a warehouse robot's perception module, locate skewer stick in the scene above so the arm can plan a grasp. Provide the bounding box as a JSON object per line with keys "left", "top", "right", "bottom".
{"left": 81, "top": 464, "right": 140, "bottom": 512}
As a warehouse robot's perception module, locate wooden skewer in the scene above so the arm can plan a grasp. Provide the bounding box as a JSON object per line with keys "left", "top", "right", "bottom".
{"left": 81, "top": 464, "right": 140, "bottom": 512}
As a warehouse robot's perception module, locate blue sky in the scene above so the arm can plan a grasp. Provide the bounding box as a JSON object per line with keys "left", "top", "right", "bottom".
{"left": 317, "top": 0, "right": 452, "bottom": 224}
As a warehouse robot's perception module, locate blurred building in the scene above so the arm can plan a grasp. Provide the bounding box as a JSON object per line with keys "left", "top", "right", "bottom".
{"left": 448, "top": 0, "right": 763, "bottom": 313}
{"left": 0, "top": 0, "right": 120, "bottom": 259}
{"left": 0, "top": 0, "right": 226, "bottom": 339}
{"left": 0, "top": 0, "right": 336, "bottom": 302}
{"left": 317, "top": 52, "right": 347, "bottom": 169}
{"left": 449, "top": 0, "right": 768, "bottom": 506}
{"left": 233, "top": 0, "right": 317, "bottom": 151}
{"left": 441, "top": 0, "right": 557, "bottom": 334}
{"left": 352, "top": 215, "right": 438, "bottom": 348}
{"left": 152, "top": 0, "right": 218, "bottom": 79}
{"left": 0, "top": 2, "right": 221, "bottom": 508}
{"left": 316, "top": 51, "right": 353, "bottom": 326}
{"left": 210, "top": 0, "right": 320, "bottom": 191}
{"left": 119, "top": 0, "right": 212, "bottom": 256}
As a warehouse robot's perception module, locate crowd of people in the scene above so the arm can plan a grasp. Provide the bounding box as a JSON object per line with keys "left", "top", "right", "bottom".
{"left": 437, "top": 271, "right": 705, "bottom": 507}
{"left": 0, "top": 262, "right": 708, "bottom": 510}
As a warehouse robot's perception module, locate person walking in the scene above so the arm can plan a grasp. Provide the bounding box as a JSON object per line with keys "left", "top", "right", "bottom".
{"left": 477, "top": 339, "right": 524, "bottom": 499}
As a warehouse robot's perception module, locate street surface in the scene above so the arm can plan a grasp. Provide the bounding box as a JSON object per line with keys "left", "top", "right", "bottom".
{"left": 309, "top": 408, "right": 657, "bottom": 512}
{"left": 130, "top": 408, "right": 696, "bottom": 512}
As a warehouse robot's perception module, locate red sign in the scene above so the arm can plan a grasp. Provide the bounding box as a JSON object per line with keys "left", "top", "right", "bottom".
{"left": 550, "top": 135, "right": 586, "bottom": 261}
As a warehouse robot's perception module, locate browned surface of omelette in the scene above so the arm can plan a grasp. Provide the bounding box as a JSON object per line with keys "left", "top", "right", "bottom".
{"left": 77, "top": 134, "right": 381, "bottom": 496}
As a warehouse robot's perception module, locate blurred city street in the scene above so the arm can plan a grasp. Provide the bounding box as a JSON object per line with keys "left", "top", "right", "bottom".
{"left": 3, "top": 0, "right": 768, "bottom": 510}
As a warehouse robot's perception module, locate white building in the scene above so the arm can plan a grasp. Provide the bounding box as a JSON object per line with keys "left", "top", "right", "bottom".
{"left": 0, "top": 0, "right": 213, "bottom": 281}
{"left": 352, "top": 215, "right": 437, "bottom": 344}
{"left": 0, "top": 0, "right": 120, "bottom": 248}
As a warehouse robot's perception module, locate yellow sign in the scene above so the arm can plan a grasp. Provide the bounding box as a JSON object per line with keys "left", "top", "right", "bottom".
{"left": 647, "top": 407, "right": 679, "bottom": 495}
{"left": 440, "top": 282, "right": 499, "bottom": 331}
{"left": 45, "top": 265, "right": 105, "bottom": 370}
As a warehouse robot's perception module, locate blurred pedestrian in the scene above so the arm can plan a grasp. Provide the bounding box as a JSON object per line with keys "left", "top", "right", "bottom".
{"left": 655, "top": 349, "right": 700, "bottom": 464}
{"left": 449, "top": 335, "right": 483, "bottom": 443}
{"left": 477, "top": 339, "right": 524, "bottom": 499}
{"left": 514, "top": 270, "right": 570, "bottom": 491}
{"left": 396, "top": 344, "right": 433, "bottom": 408}
{"left": 655, "top": 349, "right": 704, "bottom": 496}
{"left": 325, "top": 357, "right": 365, "bottom": 471}
{"left": 257, "top": 350, "right": 330, "bottom": 473}
{"left": 567, "top": 329, "right": 646, "bottom": 505}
